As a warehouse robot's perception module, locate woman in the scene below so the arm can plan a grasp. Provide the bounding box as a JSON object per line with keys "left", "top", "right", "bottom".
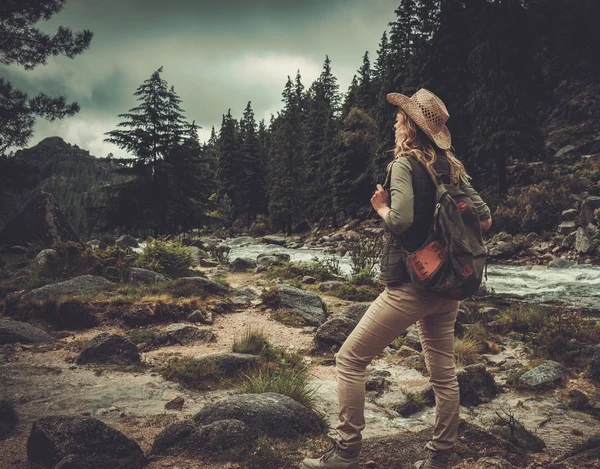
{"left": 300, "top": 89, "right": 492, "bottom": 469}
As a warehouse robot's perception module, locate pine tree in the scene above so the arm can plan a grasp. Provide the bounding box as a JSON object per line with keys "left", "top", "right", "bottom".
{"left": 341, "top": 75, "right": 359, "bottom": 119}
{"left": 466, "top": 0, "right": 543, "bottom": 195}
{"left": 216, "top": 109, "right": 241, "bottom": 216}
{"left": 0, "top": 0, "right": 93, "bottom": 153}
{"left": 356, "top": 52, "right": 375, "bottom": 112}
{"left": 319, "top": 56, "right": 341, "bottom": 115}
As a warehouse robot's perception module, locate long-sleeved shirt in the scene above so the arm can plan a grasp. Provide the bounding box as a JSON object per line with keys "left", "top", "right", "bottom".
{"left": 383, "top": 157, "right": 492, "bottom": 236}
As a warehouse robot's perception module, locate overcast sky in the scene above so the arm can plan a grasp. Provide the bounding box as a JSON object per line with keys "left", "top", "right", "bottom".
{"left": 3, "top": 0, "right": 400, "bottom": 158}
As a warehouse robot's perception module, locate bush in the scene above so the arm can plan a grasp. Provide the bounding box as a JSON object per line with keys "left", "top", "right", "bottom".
{"left": 350, "top": 268, "right": 378, "bottom": 286}
{"left": 91, "top": 245, "right": 139, "bottom": 283}
{"left": 160, "top": 356, "right": 221, "bottom": 390}
{"left": 263, "top": 258, "right": 340, "bottom": 283}
{"left": 310, "top": 255, "right": 342, "bottom": 278}
{"left": 497, "top": 305, "right": 548, "bottom": 334}
{"left": 238, "top": 367, "right": 319, "bottom": 412}
{"left": 249, "top": 214, "right": 271, "bottom": 237}
{"left": 206, "top": 244, "right": 231, "bottom": 263}
{"left": 343, "top": 230, "right": 382, "bottom": 275}
{"left": 232, "top": 327, "right": 270, "bottom": 355}
{"left": 135, "top": 236, "right": 195, "bottom": 278}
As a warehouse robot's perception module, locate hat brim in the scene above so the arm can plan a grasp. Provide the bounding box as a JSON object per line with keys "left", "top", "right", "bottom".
{"left": 387, "top": 92, "right": 452, "bottom": 150}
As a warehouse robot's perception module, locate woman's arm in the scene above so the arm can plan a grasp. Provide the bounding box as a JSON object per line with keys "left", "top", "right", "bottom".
{"left": 460, "top": 174, "right": 492, "bottom": 231}
{"left": 371, "top": 158, "right": 414, "bottom": 235}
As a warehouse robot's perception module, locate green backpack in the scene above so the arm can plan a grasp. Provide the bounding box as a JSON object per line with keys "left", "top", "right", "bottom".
{"left": 380, "top": 155, "right": 487, "bottom": 300}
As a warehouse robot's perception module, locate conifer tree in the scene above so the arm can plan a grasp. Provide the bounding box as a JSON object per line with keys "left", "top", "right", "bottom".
{"left": 356, "top": 52, "right": 375, "bottom": 112}
{"left": 216, "top": 109, "right": 241, "bottom": 214}
{"left": 341, "top": 76, "right": 359, "bottom": 119}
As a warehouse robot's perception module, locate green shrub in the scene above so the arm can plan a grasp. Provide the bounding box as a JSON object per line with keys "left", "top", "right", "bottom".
{"left": 262, "top": 259, "right": 339, "bottom": 283}
{"left": 238, "top": 367, "right": 319, "bottom": 412}
{"left": 328, "top": 284, "right": 379, "bottom": 302}
{"left": 249, "top": 215, "right": 271, "bottom": 237}
{"left": 343, "top": 231, "right": 382, "bottom": 275}
{"left": 397, "top": 391, "right": 428, "bottom": 417}
{"left": 233, "top": 327, "right": 270, "bottom": 355}
{"left": 350, "top": 268, "right": 378, "bottom": 286}
{"left": 135, "top": 236, "right": 194, "bottom": 278}
{"left": 310, "top": 255, "right": 342, "bottom": 278}
{"left": 160, "top": 356, "right": 221, "bottom": 390}
{"left": 454, "top": 338, "right": 481, "bottom": 367}
{"left": 91, "top": 245, "right": 139, "bottom": 283}
{"left": 497, "top": 305, "right": 548, "bottom": 334}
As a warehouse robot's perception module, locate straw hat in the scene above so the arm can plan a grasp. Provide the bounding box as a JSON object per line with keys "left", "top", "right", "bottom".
{"left": 387, "top": 89, "right": 451, "bottom": 150}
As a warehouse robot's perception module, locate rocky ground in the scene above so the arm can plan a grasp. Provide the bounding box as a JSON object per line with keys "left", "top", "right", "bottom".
{"left": 1, "top": 247, "right": 600, "bottom": 469}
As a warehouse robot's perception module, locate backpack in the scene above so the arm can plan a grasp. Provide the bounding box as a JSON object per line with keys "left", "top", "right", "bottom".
{"left": 381, "top": 154, "right": 487, "bottom": 300}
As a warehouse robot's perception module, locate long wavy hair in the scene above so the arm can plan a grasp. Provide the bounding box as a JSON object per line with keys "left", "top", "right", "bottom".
{"left": 391, "top": 109, "right": 466, "bottom": 183}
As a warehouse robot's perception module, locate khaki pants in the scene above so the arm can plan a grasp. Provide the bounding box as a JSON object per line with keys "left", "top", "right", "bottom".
{"left": 334, "top": 283, "right": 460, "bottom": 454}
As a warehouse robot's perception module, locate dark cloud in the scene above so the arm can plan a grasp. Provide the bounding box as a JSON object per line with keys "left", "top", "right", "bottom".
{"left": 4, "top": 0, "right": 399, "bottom": 156}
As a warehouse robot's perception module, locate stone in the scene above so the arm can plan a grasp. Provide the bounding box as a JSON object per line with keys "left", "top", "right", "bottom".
{"left": 397, "top": 346, "right": 420, "bottom": 358}
{"left": 164, "top": 396, "right": 185, "bottom": 411}
{"left": 0, "top": 319, "right": 55, "bottom": 345}
{"left": 401, "top": 354, "right": 427, "bottom": 373}
{"left": 315, "top": 315, "right": 357, "bottom": 347}
{"left": 575, "top": 227, "right": 594, "bottom": 253}
{"left": 318, "top": 280, "right": 345, "bottom": 292}
{"left": 21, "top": 275, "right": 113, "bottom": 302}
{"left": 27, "top": 415, "right": 147, "bottom": 468}
{"left": 404, "top": 325, "right": 422, "bottom": 351}
{"left": 261, "top": 235, "right": 286, "bottom": 246}
{"left": 548, "top": 257, "right": 576, "bottom": 269}
{"left": 517, "top": 360, "right": 570, "bottom": 389}
{"left": 500, "top": 359, "right": 523, "bottom": 371}
{"left": 188, "top": 309, "right": 213, "bottom": 324}
{"left": 176, "top": 276, "right": 229, "bottom": 295}
{"left": 561, "top": 209, "right": 580, "bottom": 221}
{"left": 193, "top": 353, "right": 262, "bottom": 377}
{"left": 474, "top": 457, "right": 516, "bottom": 469}
{"left": 116, "top": 235, "right": 138, "bottom": 249}
{"left": 166, "top": 324, "right": 214, "bottom": 345}
{"left": 150, "top": 418, "right": 254, "bottom": 458}
{"left": 589, "top": 346, "right": 600, "bottom": 383}
{"left": 225, "top": 236, "right": 254, "bottom": 247}
{"left": 565, "top": 389, "right": 590, "bottom": 410}
{"left": 199, "top": 258, "right": 219, "bottom": 267}
{"left": 0, "top": 191, "right": 81, "bottom": 249}
{"left": 276, "top": 285, "right": 327, "bottom": 326}
{"left": 229, "top": 257, "right": 257, "bottom": 272}
{"left": 344, "top": 302, "right": 371, "bottom": 323}
{"left": 129, "top": 267, "right": 167, "bottom": 285}
{"left": 257, "top": 252, "right": 290, "bottom": 266}
{"left": 186, "top": 246, "right": 208, "bottom": 266}
{"left": 11, "top": 249, "right": 58, "bottom": 280}
{"left": 581, "top": 196, "right": 600, "bottom": 227}
{"left": 489, "top": 241, "right": 519, "bottom": 258}
{"left": 457, "top": 364, "right": 498, "bottom": 406}
{"left": 76, "top": 333, "right": 141, "bottom": 365}
{"left": 562, "top": 231, "right": 577, "bottom": 249}
{"left": 558, "top": 221, "right": 578, "bottom": 235}
{"left": 365, "top": 369, "right": 391, "bottom": 392}
{"left": 524, "top": 232, "right": 539, "bottom": 244}
{"left": 302, "top": 276, "right": 317, "bottom": 284}
{"left": 193, "top": 393, "right": 322, "bottom": 439}
{"left": 554, "top": 144, "right": 580, "bottom": 161}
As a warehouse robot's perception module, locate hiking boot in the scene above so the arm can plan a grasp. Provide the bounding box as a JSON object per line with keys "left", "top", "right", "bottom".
{"left": 414, "top": 449, "right": 452, "bottom": 469}
{"left": 299, "top": 445, "right": 359, "bottom": 469}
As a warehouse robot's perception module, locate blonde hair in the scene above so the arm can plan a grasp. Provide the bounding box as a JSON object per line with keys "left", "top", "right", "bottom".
{"left": 392, "top": 110, "right": 466, "bottom": 183}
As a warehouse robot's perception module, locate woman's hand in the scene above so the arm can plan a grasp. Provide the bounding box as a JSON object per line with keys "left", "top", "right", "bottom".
{"left": 371, "top": 184, "right": 390, "bottom": 219}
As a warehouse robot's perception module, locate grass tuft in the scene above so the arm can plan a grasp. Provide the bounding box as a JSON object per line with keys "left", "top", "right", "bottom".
{"left": 454, "top": 338, "right": 481, "bottom": 367}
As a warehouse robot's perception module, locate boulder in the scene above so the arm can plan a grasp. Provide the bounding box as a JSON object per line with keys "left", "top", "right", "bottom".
{"left": 166, "top": 324, "right": 215, "bottom": 345}
{"left": 318, "top": 280, "right": 345, "bottom": 292}
{"left": 75, "top": 333, "right": 141, "bottom": 365}
{"left": 0, "top": 192, "right": 80, "bottom": 249}
{"left": 0, "top": 319, "right": 55, "bottom": 345}
{"left": 177, "top": 276, "right": 229, "bottom": 295}
{"left": 315, "top": 315, "right": 357, "bottom": 347}
{"left": 517, "top": 360, "right": 570, "bottom": 389}
{"left": 404, "top": 325, "right": 422, "bottom": 351}
{"left": 22, "top": 275, "right": 113, "bottom": 302}
{"left": 397, "top": 346, "right": 420, "bottom": 358}
{"left": 365, "top": 369, "right": 391, "bottom": 393}
{"left": 12, "top": 249, "right": 58, "bottom": 280}
{"left": 261, "top": 235, "right": 286, "bottom": 246}
{"left": 27, "top": 415, "right": 147, "bottom": 469}
{"left": 344, "top": 302, "right": 371, "bottom": 323}
{"left": 401, "top": 354, "right": 427, "bottom": 373}
{"left": 276, "top": 285, "right": 327, "bottom": 326}
{"left": 548, "top": 257, "right": 576, "bottom": 269}
{"left": 115, "top": 235, "right": 138, "bottom": 249}
{"left": 581, "top": 196, "right": 600, "bottom": 227}
{"left": 129, "top": 267, "right": 167, "bottom": 285}
{"left": 302, "top": 276, "right": 317, "bottom": 284}
{"left": 558, "top": 221, "right": 578, "bottom": 235}
{"left": 554, "top": 144, "right": 580, "bottom": 162}
{"left": 474, "top": 457, "right": 516, "bottom": 469}
{"left": 193, "top": 393, "right": 322, "bottom": 439}
{"left": 186, "top": 246, "right": 209, "bottom": 266}
{"left": 575, "top": 227, "right": 594, "bottom": 253}
{"left": 489, "top": 241, "right": 519, "bottom": 258}
{"left": 457, "top": 364, "right": 498, "bottom": 406}
{"left": 189, "top": 353, "right": 261, "bottom": 378}
{"left": 150, "top": 419, "right": 254, "bottom": 458}
{"left": 229, "top": 257, "right": 257, "bottom": 272}
{"left": 561, "top": 209, "right": 580, "bottom": 222}
{"left": 225, "top": 236, "right": 254, "bottom": 247}
{"left": 256, "top": 252, "right": 291, "bottom": 267}
{"left": 188, "top": 308, "right": 213, "bottom": 324}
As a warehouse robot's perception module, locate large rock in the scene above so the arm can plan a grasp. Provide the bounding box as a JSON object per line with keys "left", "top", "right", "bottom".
{"left": 166, "top": 324, "right": 214, "bottom": 345}
{"left": 345, "top": 303, "right": 371, "bottom": 323}
{"left": 0, "top": 319, "right": 55, "bottom": 344}
{"left": 558, "top": 221, "right": 578, "bottom": 235}
{"left": 229, "top": 257, "right": 257, "bottom": 272}
{"left": 474, "top": 457, "right": 516, "bottom": 469}
{"left": 315, "top": 315, "right": 357, "bottom": 347}
{"left": 128, "top": 267, "right": 167, "bottom": 285}
{"left": 404, "top": 324, "right": 422, "bottom": 351}
{"left": 256, "top": 252, "right": 291, "bottom": 267}
{"left": 27, "top": 415, "right": 147, "bottom": 468}
{"left": 318, "top": 280, "right": 345, "bottom": 292}
{"left": 457, "top": 364, "right": 498, "bottom": 406}
{"left": 261, "top": 235, "right": 286, "bottom": 246}
{"left": 489, "top": 241, "right": 519, "bottom": 258}
{"left": 0, "top": 192, "right": 81, "bottom": 249}
{"left": 225, "top": 236, "right": 254, "bottom": 247}
{"left": 548, "top": 257, "right": 576, "bottom": 269}
{"left": 75, "top": 333, "right": 141, "bottom": 366}
{"left": 115, "top": 235, "right": 138, "bottom": 249}
{"left": 176, "top": 276, "right": 229, "bottom": 295}
{"left": 575, "top": 227, "right": 594, "bottom": 253}
{"left": 517, "top": 360, "right": 570, "bottom": 389}
{"left": 276, "top": 285, "right": 327, "bottom": 326}
{"left": 11, "top": 249, "right": 58, "bottom": 280}
{"left": 192, "top": 353, "right": 261, "bottom": 377}
{"left": 561, "top": 209, "right": 580, "bottom": 222}
{"left": 186, "top": 246, "right": 208, "bottom": 266}
{"left": 22, "top": 275, "right": 113, "bottom": 302}
{"left": 150, "top": 418, "right": 254, "bottom": 458}
{"left": 581, "top": 196, "right": 600, "bottom": 227}
{"left": 194, "top": 393, "right": 322, "bottom": 439}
